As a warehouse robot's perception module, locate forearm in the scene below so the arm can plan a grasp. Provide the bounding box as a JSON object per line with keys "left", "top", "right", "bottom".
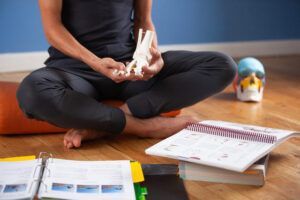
{"left": 45, "top": 24, "right": 101, "bottom": 69}
{"left": 39, "top": 0, "right": 100, "bottom": 71}
{"left": 134, "top": 0, "right": 158, "bottom": 48}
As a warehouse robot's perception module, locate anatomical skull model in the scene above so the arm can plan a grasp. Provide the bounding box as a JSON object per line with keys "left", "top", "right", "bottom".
{"left": 233, "top": 57, "right": 266, "bottom": 102}
{"left": 114, "top": 29, "right": 154, "bottom": 77}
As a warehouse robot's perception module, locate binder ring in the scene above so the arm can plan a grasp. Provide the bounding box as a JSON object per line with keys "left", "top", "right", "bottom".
{"left": 43, "top": 166, "right": 51, "bottom": 178}
{"left": 37, "top": 152, "right": 53, "bottom": 163}
{"left": 28, "top": 179, "right": 40, "bottom": 193}
{"left": 28, "top": 179, "right": 48, "bottom": 194}
{"left": 32, "top": 164, "right": 43, "bottom": 179}
{"left": 41, "top": 180, "right": 48, "bottom": 193}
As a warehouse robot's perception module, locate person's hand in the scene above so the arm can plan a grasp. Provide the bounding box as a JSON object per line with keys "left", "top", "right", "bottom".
{"left": 91, "top": 57, "right": 128, "bottom": 83}
{"left": 142, "top": 48, "right": 164, "bottom": 80}
{"left": 92, "top": 57, "right": 146, "bottom": 83}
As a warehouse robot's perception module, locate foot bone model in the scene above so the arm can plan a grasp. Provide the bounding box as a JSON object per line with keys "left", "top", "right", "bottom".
{"left": 114, "top": 29, "right": 154, "bottom": 77}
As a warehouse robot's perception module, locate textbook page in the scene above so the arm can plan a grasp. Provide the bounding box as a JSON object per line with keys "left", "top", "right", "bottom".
{"left": 0, "top": 159, "right": 41, "bottom": 200}
{"left": 38, "top": 159, "right": 135, "bottom": 200}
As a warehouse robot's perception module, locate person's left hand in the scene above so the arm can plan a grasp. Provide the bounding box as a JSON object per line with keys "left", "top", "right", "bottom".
{"left": 142, "top": 47, "right": 164, "bottom": 80}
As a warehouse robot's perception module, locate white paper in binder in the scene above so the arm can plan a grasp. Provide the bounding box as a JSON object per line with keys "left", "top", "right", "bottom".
{"left": 114, "top": 28, "right": 154, "bottom": 77}
{"left": 0, "top": 153, "right": 135, "bottom": 200}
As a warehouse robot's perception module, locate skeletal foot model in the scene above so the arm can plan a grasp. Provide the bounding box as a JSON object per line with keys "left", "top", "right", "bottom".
{"left": 114, "top": 29, "right": 154, "bottom": 77}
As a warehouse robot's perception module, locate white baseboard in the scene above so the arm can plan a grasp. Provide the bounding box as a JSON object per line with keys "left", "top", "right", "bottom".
{"left": 159, "top": 40, "right": 300, "bottom": 57}
{"left": 0, "top": 40, "right": 299, "bottom": 73}
{"left": 0, "top": 51, "right": 48, "bottom": 73}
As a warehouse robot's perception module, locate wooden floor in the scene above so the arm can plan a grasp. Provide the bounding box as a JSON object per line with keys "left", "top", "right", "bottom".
{"left": 0, "top": 55, "right": 300, "bottom": 200}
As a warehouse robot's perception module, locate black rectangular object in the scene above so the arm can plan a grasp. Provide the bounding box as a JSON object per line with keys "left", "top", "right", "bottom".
{"left": 141, "top": 164, "right": 189, "bottom": 200}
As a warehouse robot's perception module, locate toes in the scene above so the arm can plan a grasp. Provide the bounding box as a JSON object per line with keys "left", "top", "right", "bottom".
{"left": 63, "top": 139, "right": 67, "bottom": 147}
{"left": 67, "top": 142, "right": 74, "bottom": 149}
{"left": 64, "top": 129, "right": 77, "bottom": 149}
{"left": 63, "top": 129, "right": 102, "bottom": 149}
{"left": 69, "top": 129, "right": 82, "bottom": 148}
{"left": 64, "top": 129, "right": 74, "bottom": 140}
{"left": 64, "top": 129, "right": 73, "bottom": 147}
{"left": 72, "top": 133, "right": 83, "bottom": 148}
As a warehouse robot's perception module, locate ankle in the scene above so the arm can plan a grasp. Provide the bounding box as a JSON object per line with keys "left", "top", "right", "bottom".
{"left": 122, "top": 114, "right": 149, "bottom": 136}
{"left": 119, "top": 104, "right": 132, "bottom": 115}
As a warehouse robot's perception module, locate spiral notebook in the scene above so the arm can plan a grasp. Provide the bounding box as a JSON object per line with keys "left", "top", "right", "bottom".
{"left": 145, "top": 120, "right": 299, "bottom": 172}
{"left": 0, "top": 153, "right": 135, "bottom": 200}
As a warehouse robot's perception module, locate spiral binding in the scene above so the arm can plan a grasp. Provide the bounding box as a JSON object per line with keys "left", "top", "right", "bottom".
{"left": 186, "top": 123, "right": 277, "bottom": 144}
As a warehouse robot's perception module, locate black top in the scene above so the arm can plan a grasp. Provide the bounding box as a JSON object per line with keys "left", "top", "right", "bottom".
{"left": 45, "top": 0, "right": 136, "bottom": 69}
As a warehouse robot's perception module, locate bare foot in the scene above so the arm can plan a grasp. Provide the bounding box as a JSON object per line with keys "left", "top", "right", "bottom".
{"left": 124, "top": 115, "right": 198, "bottom": 138}
{"left": 63, "top": 129, "right": 107, "bottom": 149}
{"left": 120, "top": 103, "right": 198, "bottom": 138}
{"left": 63, "top": 113, "right": 197, "bottom": 148}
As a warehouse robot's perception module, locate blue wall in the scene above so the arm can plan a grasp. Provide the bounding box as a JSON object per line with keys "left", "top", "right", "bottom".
{"left": 153, "top": 0, "right": 300, "bottom": 44}
{"left": 1, "top": 0, "right": 300, "bottom": 53}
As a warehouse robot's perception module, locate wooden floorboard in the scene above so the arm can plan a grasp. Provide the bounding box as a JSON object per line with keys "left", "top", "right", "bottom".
{"left": 0, "top": 55, "right": 299, "bottom": 200}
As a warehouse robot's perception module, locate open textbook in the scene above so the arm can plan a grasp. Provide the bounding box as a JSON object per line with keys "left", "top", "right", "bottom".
{"left": 0, "top": 154, "right": 135, "bottom": 200}
{"left": 146, "top": 120, "right": 300, "bottom": 172}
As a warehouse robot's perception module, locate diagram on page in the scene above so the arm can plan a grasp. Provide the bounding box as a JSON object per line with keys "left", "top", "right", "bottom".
{"left": 0, "top": 160, "right": 40, "bottom": 200}
{"left": 39, "top": 159, "right": 135, "bottom": 200}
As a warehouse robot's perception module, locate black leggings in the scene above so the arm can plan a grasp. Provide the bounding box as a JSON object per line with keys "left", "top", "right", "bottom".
{"left": 17, "top": 51, "right": 237, "bottom": 134}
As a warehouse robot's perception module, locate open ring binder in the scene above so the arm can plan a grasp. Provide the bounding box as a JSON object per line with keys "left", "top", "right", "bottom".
{"left": 0, "top": 154, "right": 138, "bottom": 200}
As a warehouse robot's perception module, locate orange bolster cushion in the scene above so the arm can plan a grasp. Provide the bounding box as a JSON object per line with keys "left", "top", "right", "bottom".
{"left": 0, "top": 81, "right": 66, "bottom": 134}
{"left": 0, "top": 81, "right": 180, "bottom": 135}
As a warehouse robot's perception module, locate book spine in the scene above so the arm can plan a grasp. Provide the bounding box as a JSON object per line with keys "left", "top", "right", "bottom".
{"left": 186, "top": 123, "right": 277, "bottom": 144}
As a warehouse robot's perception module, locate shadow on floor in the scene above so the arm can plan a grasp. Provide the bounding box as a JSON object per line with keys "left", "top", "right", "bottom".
{"left": 214, "top": 92, "right": 236, "bottom": 102}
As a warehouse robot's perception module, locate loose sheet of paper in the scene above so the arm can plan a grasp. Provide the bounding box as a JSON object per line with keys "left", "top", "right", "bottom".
{"left": 0, "top": 159, "right": 41, "bottom": 200}
{"left": 39, "top": 159, "right": 135, "bottom": 200}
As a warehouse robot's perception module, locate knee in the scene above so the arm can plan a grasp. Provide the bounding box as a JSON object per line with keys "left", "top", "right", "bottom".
{"left": 216, "top": 52, "right": 237, "bottom": 83}
{"left": 17, "top": 69, "right": 59, "bottom": 119}
{"left": 219, "top": 53, "right": 237, "bottom": 82}
{"left": 17, "top": 71, "right": 42, "bottom": 118}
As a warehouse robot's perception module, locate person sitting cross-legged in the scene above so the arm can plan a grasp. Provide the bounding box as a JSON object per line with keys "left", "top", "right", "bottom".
{"left": 17, "top": 0, "right": 237, "bottom": 149}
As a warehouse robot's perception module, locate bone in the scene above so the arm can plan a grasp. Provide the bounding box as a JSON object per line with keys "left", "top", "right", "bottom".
{"left": 113, "top": 29, "right": 154, "bottom": 77}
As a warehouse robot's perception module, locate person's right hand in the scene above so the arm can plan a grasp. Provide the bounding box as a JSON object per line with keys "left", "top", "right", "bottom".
{"left": 91, "top": 57, "right": 146, "bottom": 83}
{"left": 91, "top": 57, "right": 128, "bottom": 83}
